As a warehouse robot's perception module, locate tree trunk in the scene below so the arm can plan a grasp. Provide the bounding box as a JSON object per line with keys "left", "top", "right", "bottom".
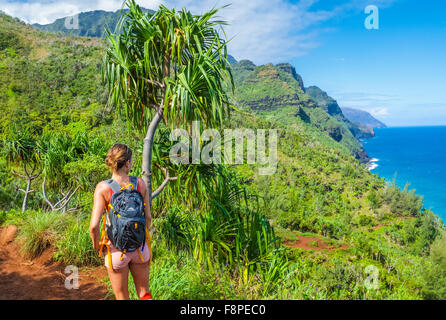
{"left": 142, "top": 107, "right": 163, "bottom": 212}
{"left": 142, "top": 51, "right": 170, "bottom": 214}
{"left": 21, "top": 179, "right": 31, "bottom": 213}
{"left": 14, "top": 163, "right": 40, "bottom": 213}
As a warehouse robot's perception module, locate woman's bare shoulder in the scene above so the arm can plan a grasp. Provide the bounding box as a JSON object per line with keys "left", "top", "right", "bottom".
{"left": 95, "top": 181, "right": 110, "bottom": 196}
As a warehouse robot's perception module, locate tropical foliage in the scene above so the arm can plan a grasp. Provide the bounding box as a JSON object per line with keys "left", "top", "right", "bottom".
{"left": 0, "top": 3, "right": 445, "bottom": 301}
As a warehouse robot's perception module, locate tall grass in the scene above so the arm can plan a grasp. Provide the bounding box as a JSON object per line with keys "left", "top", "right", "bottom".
{"left": 4, "top": 209, "right": 101, "bottom": 266}
{"left": 54, "top": 217, "right": 102, "bottom": 266}
{"left": 16, "top": 210, "right": 69, "bottom": 259}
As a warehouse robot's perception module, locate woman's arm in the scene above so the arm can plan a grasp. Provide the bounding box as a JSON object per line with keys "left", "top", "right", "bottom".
{"left": 89, "top": 182, "right": 107, "bottom": 251}
{"left": 138, "top": 177, "right": 152, "bottom": 230}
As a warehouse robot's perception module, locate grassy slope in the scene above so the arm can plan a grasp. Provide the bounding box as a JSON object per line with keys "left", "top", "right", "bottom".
{"left": 0, "top": 14, "right": 110, "bottom": 136}
{"left": 1, "top": 13, "right": 445, "bottom": 300}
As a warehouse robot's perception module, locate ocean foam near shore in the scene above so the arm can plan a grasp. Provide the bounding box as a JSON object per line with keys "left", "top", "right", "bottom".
{"left": 367, "top": 158, "right": 379, "bottom": 170}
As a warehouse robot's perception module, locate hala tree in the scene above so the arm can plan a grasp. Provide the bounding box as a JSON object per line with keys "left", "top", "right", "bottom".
{"left": 102, "top": 0, "right": 234, "bottom": 213}
{"left": 1, "top": 126, "right": 41, "bottom": 212}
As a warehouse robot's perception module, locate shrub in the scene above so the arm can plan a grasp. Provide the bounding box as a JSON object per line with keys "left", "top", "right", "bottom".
{"left": 422, "top": 235, "right": 446, "bottom": 300}
{"left": 367, "top": 190, "right": 381, "bottom": 209}
{"left": 313, "top": 260, "right": 365, "bottom": 298}
{"left": 380, "top": 184, "right": 423, "bottom": 217}
{"left": 54, "top": 217, "right": 102, "bottom": 266}
{"left": 16, "top": 210, "right": 69, "bottom": 259}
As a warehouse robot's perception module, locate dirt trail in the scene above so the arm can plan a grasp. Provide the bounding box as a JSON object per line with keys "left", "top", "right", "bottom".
{"left": 283, "top": 217, "right": 415, "bottom": 251}
{"left": 283, "top": 234, "right": 349, "bottom": 251}
{"left": 0, "top": 227, "right": 108, "bottom": 300}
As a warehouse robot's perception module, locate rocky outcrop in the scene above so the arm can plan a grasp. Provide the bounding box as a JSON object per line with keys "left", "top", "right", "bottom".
{"left": 328, "top": 126, "right": 343, "bottom": 142}
{"left": 295, "top": 106, "right": 310, "bottom": 123}
{"left": 275, "top": 63, "right": 304, "bottom": 89}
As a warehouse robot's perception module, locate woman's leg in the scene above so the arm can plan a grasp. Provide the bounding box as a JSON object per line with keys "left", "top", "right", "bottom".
{"left": 107, "top": 266, "right": 130, "bottom": 300}
{"left": 129, "top": 261, "right": 150, "bottom": 298}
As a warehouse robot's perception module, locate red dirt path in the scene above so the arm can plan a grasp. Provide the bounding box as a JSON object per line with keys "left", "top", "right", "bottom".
{"left": 283, "top": 235, "right": 349, "bottom": 251}
{"left": 282, "top": 217, "right": 415, "bottom": 251}
{"left": 0, "top": 227, "right": 108, "bottom": 300}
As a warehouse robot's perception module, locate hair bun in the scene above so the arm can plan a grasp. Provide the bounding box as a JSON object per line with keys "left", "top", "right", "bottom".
{"left": 105, "top": 143, "right": 132, "bottom": 172}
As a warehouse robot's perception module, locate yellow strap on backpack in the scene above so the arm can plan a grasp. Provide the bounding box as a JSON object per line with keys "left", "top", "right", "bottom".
{"left": 106, "top": 244, "right": 112, "bottom": 270}
{"left": 120, "top": 183, "right": 134, "bottom": 191}
{"left": 137, "top": 248, "right": 144, "bottom": 262}
{"left": 98, "top": 213, "right": 107, "bottom": 258}
{"left": 145, "top": 227, "right": 153, "bottom": 265}
{"left": 98, "top": 234, "right": 105, "bottom": 257}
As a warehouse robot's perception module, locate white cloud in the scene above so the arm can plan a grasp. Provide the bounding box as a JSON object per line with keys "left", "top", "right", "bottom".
{"left": 0, "top": 0, "right": 161, "bottom": 25}
{"left": 163, "top": 0, "right": 341, "bottom": 64}
{"left": 0, "top": 0, "right": 356, "bottom": 63}
{"left": 0, "top": 0, "right": 399, "bottom": 64}
{"left": 370, "top": 107, "right": 389, "bottom": 117}
{"left": 332, "top": 91, "right": 399, "bottom": 120}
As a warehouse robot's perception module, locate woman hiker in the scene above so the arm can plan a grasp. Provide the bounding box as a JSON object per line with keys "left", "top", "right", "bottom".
{"left": 89, "top": 143, "right": 152, "bottom": 300}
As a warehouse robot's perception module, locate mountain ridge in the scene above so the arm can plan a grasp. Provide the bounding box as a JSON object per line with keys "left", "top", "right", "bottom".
{"left": 231, "top": 60, "right": 371, "bottom": 162}
{"left": 341, "top": 107, "right": 387, "bottom": 129}
{"left": 32, "top": 8, "right": 155, "bottom": 38}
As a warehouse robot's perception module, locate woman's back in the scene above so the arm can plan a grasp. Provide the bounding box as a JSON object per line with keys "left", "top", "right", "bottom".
{"left": 89, "top": 143, "right": 152, "bottom": 300}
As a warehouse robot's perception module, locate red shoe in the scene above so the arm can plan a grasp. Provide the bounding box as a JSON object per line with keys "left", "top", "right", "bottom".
{"left": 140, "top": 292, "right": 152, "bottom": 300}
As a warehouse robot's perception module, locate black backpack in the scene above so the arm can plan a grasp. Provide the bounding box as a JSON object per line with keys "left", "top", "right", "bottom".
{"left": 105, "top": 176, "right": 146, "bottom": 252}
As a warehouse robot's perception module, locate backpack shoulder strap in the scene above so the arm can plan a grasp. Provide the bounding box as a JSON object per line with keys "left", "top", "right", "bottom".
{"left": 105, "top": 178, "right": 122, "bottom": 194}
{"left": 130, "top": 176, "right": 139, "bottom": 192}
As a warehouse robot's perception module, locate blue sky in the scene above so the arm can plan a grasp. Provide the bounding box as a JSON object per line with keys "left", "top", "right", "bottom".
{"left": 1, "top": 0, "right": 445, "bottom": 126}
{"left": 288, "top": 0, "right": 446, "bottom": 127}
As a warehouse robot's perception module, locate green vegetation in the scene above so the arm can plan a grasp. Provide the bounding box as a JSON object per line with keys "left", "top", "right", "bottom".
{"left": 422, "top": 235, "right": 446, "bottom": 299}
{"left": 1, "top": 4, "right": 445, "bottom": 301}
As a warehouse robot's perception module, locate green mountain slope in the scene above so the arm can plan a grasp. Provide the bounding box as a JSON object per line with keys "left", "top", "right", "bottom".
{"left": 305, "top": 86, "right": 377, "bottom": 139}
{"left": 32, "top": 8, "right": 154, "bottom": 38}
{"left": 230, "top": 60, "right": 370, "bottom": 161}
{"left": 0, "top": 14, "right": 110, "bottom": 134}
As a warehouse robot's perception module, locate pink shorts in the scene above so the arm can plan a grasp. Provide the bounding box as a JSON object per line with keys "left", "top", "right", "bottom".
{"left": 104, "top": 242, "right": 151, "bottom": 270}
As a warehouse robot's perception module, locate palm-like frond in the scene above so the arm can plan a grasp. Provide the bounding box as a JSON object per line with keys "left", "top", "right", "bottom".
{"left": 102, "top": 0, "right": 234, "bottom": 135}
{"left": 2, "top": 126, "right": 38, "bottom": 164}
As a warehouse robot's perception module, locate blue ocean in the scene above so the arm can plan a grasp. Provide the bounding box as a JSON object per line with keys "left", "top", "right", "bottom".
{"left": 362, "top": 126, "right": 446, "bottom": 222}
